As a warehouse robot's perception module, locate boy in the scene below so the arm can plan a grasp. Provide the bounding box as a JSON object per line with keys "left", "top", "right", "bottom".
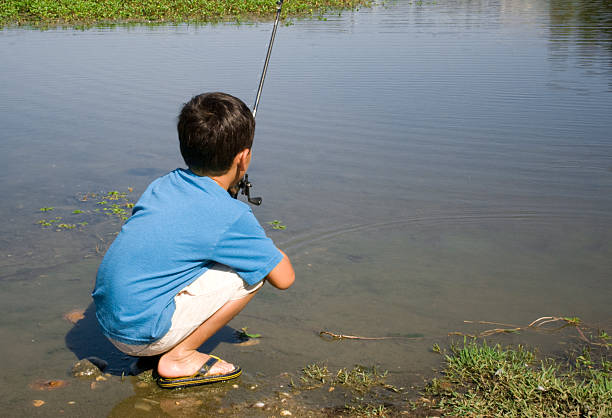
{"left": 92, "top": 92, "right": 295, "bottom": 389}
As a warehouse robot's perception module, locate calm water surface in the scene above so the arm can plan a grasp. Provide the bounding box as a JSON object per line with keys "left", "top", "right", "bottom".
{"left": 1, "top": 0, "right": 611, "bottom": 415}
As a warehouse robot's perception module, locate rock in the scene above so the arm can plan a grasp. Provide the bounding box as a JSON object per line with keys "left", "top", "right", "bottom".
{"left": 280, "top": 410, "right": 292, "bottom": 416}
{"left": 32, "top": 400, "right": 45, "bottom": 407}
{"left": 72, "top": 359, "right": 103, "bottom": 378}
{"left": 63, "top": 309, "right": 85, "bottom": 324}
{"left": 86, "top": 356, "right": 108, "bottom": 371}
{"left": 252, "top": 402, "right": 265, "bottom": 408}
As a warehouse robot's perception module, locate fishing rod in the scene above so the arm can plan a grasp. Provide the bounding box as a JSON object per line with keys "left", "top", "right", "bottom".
{"left": 231, "top": 0, "right": 284, "bottom": 205}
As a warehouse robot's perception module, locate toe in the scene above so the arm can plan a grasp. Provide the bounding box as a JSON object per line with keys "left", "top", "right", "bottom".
{"left": 207, "top": 359, "right": 235, "bottom": 376}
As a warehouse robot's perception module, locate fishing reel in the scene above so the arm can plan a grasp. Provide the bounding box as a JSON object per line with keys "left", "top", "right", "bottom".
{"left": 229, "top": 174, "right": 262, "bottom": 205}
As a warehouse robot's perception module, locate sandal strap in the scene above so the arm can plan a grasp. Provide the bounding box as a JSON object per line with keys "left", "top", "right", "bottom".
{"left": 200, "top": 356, "right": 219, "bottom": 374}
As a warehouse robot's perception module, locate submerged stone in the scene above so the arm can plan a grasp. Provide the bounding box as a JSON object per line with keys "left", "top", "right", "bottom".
{"left": 72, "top": 359, "right": 103, "bottom": 378}
{"left": 63, "top": 308, "right": 85, "bottom": 324}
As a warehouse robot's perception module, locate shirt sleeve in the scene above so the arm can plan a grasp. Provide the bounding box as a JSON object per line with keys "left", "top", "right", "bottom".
{"left": 213, "top": 209, "right": 283, "bottom": 285}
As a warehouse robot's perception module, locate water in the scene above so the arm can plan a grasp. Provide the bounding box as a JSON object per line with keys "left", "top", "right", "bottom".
{"left": 1, "top": 0, "right": 611, "bottom": 415}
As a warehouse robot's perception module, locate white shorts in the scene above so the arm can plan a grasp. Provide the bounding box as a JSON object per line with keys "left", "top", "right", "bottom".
{"left": 109, "top": 263, "right": 263, "bottom": 356}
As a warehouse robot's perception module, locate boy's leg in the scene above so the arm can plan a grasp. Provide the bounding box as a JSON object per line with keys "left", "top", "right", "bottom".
{"left": 156, "top": 290, "right": 258, "bottom": 378}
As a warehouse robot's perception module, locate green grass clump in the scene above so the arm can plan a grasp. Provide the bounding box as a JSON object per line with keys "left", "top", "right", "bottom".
{"left": 335, "top": 365, "right": 388, "bottom": 393}
{"left": 300, "top": 363, "right": 330, "bottom": 387}
{"left": 426, "top": 339, "right": 611, "bottom": 416}
{"left": 1, "top": 0, "right": 372, "bottom": 28}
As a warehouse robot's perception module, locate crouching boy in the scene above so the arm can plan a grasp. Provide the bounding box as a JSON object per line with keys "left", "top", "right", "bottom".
{"left": 92, "top": 92, "right": 295, "bottom": 389}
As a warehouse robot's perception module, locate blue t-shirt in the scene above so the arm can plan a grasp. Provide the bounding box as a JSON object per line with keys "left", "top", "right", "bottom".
{"left": 92, "top": 169, "right": 283, "bottom": 345}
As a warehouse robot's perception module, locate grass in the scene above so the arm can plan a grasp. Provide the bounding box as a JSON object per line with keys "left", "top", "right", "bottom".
{"left": 424, "top": 338, "right": 611, "bottom": 417}
{"left": 1, "top": 0, "right": 372, "bottom": 28}
{"left": 295, "top": 362, "right": 398, "bottom": 416}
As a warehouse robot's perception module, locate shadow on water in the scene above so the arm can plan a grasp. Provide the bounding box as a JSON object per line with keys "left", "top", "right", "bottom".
{"left": 65, "top": 303, "right": 238, "bottom": 376}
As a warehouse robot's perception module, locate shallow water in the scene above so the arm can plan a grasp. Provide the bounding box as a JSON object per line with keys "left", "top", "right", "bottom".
{"left": 1, "top": 0, "right": 611, "bottom": 415}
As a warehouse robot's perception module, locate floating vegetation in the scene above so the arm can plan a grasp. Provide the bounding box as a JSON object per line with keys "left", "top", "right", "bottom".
{"left": 235, "top": 326, "right": 261, "bottom": 341}
{"left": 1, "top": 0, "right": 372, "bottom": 28}
{"left": 422, "top": 338, "right": 611, "bottom": 417}
{"left": 36, "top": 188, "right": 134, "bottom": 232}
{"left": 267, "top": 220, "right": 287, "bottom": 230}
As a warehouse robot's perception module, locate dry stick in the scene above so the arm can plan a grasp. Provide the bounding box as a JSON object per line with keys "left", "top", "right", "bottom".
{"left": 319, "top": 331, "right": 394, "bottom": 341}
{"left": 455, "top": 316, "right": 609, "bottom": 347}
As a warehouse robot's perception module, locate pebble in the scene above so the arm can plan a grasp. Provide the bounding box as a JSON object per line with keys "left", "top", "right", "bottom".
{"left": 32, "top": 400, "right": 45, "bottom": 407}
{"left": 63, "top": 308, "right": 85, "bottom": 324}
{"left": 134, "top": 402, "right": 152, "bottom": 412}
{"left": 232, "top": 384, "right": 239, "bottom": 389}
{"left": 280, "top": 410, "right": 292, "bottom": 416}
{"left": 252, "top": 402, "right": 265, "bottom": 408}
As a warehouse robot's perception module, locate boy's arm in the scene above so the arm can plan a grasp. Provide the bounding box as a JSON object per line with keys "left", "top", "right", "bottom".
{"left": 265, "top": 249, "right": 295, "bottom": 290}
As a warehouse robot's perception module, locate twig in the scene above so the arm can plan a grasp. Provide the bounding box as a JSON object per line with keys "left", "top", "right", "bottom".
{"left": 454, "top": 316, "right": 610, "bottom": 347}
{"left": 319, "top": 331, "right": 393, "bottom": 341}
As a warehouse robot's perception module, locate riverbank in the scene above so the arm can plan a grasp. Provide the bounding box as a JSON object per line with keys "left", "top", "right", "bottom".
{"left": 59, "top": 337, "right": 609, "bottom": 417}
{"left": 0, "top": 0, "right": 371, "bottom": 28}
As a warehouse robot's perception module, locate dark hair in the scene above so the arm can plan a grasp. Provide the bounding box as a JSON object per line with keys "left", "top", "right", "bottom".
{"left": 177, "top": 92, "right": 255, "bottom": 175}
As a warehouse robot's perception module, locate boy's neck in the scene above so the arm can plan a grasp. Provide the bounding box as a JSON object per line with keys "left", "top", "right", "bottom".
{"left": 191, "top": 148, "right": 251, "bottom": 192}
{"left": 192, "top": 167, "right": 242, "bottom": 192}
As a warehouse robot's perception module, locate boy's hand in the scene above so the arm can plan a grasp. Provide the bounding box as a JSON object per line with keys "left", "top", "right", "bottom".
{"left": 265, "top": 249, "right": 295, "bottom": 290}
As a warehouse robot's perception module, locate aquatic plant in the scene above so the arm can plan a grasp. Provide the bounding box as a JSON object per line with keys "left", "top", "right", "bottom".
{"left": 36, "top": 188, "right": 134, "bottom": 231}
{"left": 1, "top": 0, "right": 372, "bottom": 28}
{"left": 267, "top": 220, "right": 287, "bottom": 230}
{"left": 235, "top": 326, "right": 261, "bottom": 340}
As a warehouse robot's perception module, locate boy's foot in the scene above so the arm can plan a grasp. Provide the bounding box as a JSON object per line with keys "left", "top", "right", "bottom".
{"left": 157, "top": 351, "right": 236, "bottom": 379}
{"left": 156, "top": 355, "right": 241, "bottom": 389}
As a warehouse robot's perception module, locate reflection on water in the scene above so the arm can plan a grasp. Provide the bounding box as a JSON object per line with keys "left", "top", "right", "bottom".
{"left": 0, "top": 0, "right": 611, "bottom": 415}
{"left": 549, "top": 0, "right": 612, "bottom": 87}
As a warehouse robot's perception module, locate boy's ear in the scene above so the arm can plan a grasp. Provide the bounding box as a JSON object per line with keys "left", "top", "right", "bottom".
{"left": 236, "top": 148, "right": 251, "bottom": 170}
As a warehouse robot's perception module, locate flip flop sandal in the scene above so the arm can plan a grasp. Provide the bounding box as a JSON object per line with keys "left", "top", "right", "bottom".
{"left": 157, "top": 355, "right": 242, "bottom": 389}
